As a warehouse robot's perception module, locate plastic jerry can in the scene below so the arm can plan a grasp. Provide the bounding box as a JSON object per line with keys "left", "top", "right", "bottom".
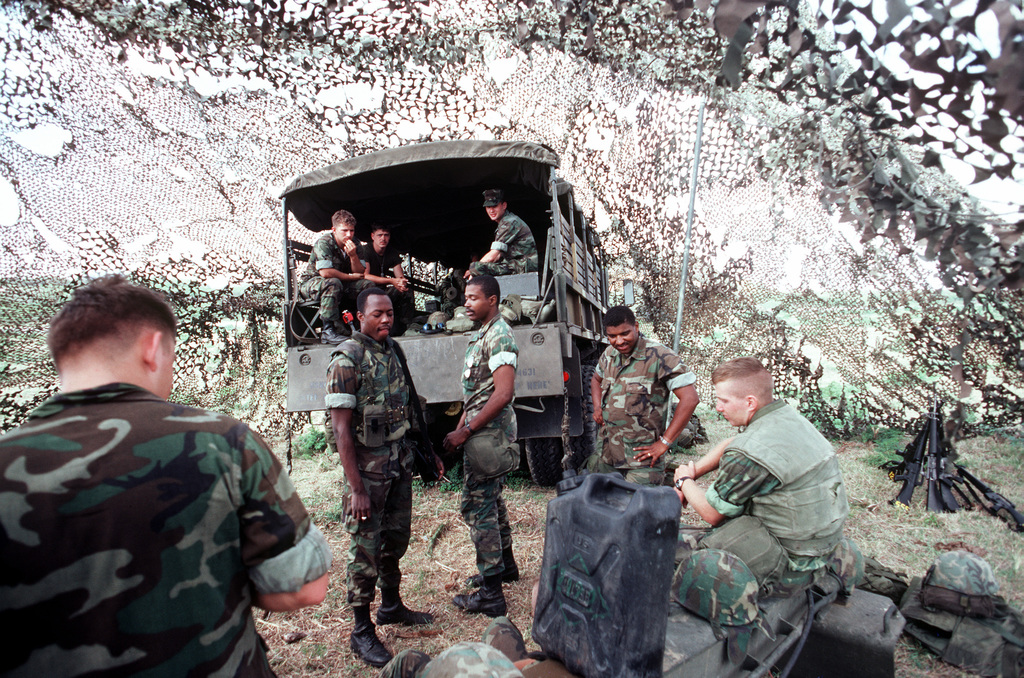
{"left": 532, "top": 472, "right": 681, "bottom": 678}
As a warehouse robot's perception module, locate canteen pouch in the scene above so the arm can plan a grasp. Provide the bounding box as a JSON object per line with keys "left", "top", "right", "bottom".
{"left": 464, "top": 428, "right": 519, "bottom": 480}
{"left": 360, "top": 404, "right": 387, "bottom": 448}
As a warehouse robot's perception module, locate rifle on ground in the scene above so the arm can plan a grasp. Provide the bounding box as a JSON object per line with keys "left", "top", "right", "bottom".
{"left": 924, "top": 402, "right": 960, "bottom": 513}
{"left": 882, "top": 419, "right": 929, "bottom": 509}
{"left": 952, "top": 463, "right": 1024, "bottom": 533}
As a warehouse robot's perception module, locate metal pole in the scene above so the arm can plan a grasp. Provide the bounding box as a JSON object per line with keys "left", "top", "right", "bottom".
{"left": 673, "top": 98, "right": 706, "bottom": 352}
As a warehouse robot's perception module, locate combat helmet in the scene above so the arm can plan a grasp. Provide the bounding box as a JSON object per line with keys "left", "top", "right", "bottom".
{"left": 826, "top": 536, "right": 865, "bottom": 596}
{"left": 920, "top": 550, "right": 999, "bottom": 618}
{"left": 672, "top": 549, "right": 774, "bottom": 664}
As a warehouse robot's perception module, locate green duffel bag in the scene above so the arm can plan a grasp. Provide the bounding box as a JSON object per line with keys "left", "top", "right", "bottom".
{"left": 464, "top": 428, "right": 519, "bottom": 480}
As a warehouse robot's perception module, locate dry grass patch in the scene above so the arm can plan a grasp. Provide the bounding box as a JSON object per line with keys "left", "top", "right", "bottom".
{"left": 265, "top": 409, "right": 1024, "bottom": 677}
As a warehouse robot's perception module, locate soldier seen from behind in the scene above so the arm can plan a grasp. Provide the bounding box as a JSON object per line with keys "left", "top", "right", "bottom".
{"left": 464, "top": 189, "right": 539, "bottom": 279}
{"left": 0, "top": 275, "right": 331, "bottom": 677}
{"left": 298, "top": 208, "right": 373, "bottom": 344}
{"left": 587, "top": 305, "right": 701, "bottom": 485}
{"left": 443, "top": 274, "right": 521, "bottom": 617}
{"left": 327, "top": 287, "right": 443, "bottom": 667}
{"left": 673, "top": 357, "right": 849, "bottom": 590}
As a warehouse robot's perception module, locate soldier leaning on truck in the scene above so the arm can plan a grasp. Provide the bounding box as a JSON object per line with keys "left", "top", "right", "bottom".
{"left": 298, "top": 208, "right": 374, "bottom": 344}
{"left": 326, "top": 287, "right": 441, "bottom": 668}
{"left": 588, "top": 305, "right": 701, "bottom": 485}
{"left": 443, "top": 274, "right": 520, "bottom": 618}
{"left": 465, "top": 188, "right": 539, "bottom": 279}
{"left": 673, "top": 357, "right": 849, "bottom": 589}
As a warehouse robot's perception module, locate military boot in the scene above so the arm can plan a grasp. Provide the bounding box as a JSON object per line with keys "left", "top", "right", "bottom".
{"left": 350, "top": 605, "right": 392, "bottom": 668}
{"left": 376, "top": 588, "right": 434, "bottom": 626}
{"left": 453, "top": 574, "right": 507, "bottom": 617}
{"left": 321, "top": 323, "right": 347, "bottom": 345}
{"left": 465, "top": 546, "right": 519, "bottom": 588}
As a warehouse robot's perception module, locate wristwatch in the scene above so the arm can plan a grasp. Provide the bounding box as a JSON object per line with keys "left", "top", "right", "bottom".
{"left": 674, "top": 476, "right": 693, "bottom": 490}
{"left": 659, "top": 435, "right": 671, "bottom": 446}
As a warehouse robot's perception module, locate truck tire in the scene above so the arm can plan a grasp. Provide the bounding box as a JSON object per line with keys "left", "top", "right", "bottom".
{"left": 525, "top": 437, "right": 564, "bottom": 486}
{"left": 568, "top": 362, "right": 598, "bottom": 471}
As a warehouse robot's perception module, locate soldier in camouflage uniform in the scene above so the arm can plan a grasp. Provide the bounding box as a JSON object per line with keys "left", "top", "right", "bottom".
{"left": 0, "top": 276, "right": 330, "bottom": 678}
{"left": 588, "top": 305, "right": 700, "bottom": 485}
{"left": 297, "top": 208, "right": 374, "bottom": 344}
{"left": 465, "top": 189, "right": 539, "bottom": 279}
{"left": 443, "top": 274, "right": 519, "bottom": 617}
{"left": 327, "top": 287, "right": 441, "bottom": 668}
{"left": 673, "top": 357, "right": 848, "bottom": 589}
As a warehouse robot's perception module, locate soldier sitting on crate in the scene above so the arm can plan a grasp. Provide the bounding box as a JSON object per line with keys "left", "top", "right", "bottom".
{"left": 359, "top": 222, "right": 415, "bottom": 334}
{"left": 673, "top": 357, "right": 849, "bottom": 591}
{"left": 297, "top": 208, "right": 374, "bottom": 344}
{"left": 464, "top": 189, "right": 539, "bottom": 279}
{"left": 587, "top": 305, "right": 701, "bottom": 485}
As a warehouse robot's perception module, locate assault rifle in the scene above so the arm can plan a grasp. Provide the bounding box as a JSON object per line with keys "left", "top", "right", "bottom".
{"left": 952, "top": 463, "right": 1024, "bottom": 533}
{"left": 924, "top": 402, "right": 960, "bottom": 513}
{"left": 884, "top": 421, "right": 928, "bottom": 509}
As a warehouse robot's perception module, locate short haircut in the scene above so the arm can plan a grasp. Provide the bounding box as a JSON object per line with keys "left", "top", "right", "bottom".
{"left": 356, "top": 286, "right": 390, "bottom": 314}
{"left": 603, "top": 305, "right": 636, "bottom": 328}
{"left": 712, "top": 357, "right": 774, "bottom": 401}
{"left": 370, "top": 222, "right": 390, "bottom": 234}
{"left": 466, "top": 274, "right": 500, "bottom": 301}
{"left": 331, "top": 209, "right": 356, "bottom": 230}
{"left": 48, "top": 275, "right": 177, "bottom": 370}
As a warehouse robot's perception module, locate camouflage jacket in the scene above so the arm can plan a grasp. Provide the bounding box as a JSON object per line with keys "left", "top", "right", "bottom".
{"left": 491, "top": 210, "right": 539, "bottom": 273}
{"left": 0, "top": 383, "right": 317, "bottom": 678}
{"left": 595, "top": 335, "right": 695, "bottom": 465}
{"left": 298, "top": 231, "right": 365, "bottom": 284}
{"left": 462, "top": 315, "right": 518, "bottom": 440}
{"left": 326, "top": 332, "right": 412, "bottom": 477}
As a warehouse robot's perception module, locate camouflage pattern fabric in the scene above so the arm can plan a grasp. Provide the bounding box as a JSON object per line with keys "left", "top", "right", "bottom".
{"left": 379, "top": 616, "right": 528, "bottom": 678}
{"left": 380, "top": 649, "right": 432, "bottom": 678}
{"left": 326, "top": 333, "right": 414, "bottom": 606}
{"left": 421, "top": 642, "right": 523, "bottom": 678}
{"left": 592, "top": 335, "right": 695, "bottom": 485}
{"left": 469, "top": 210, "right": 539, "bottom": 276}
{"left": 481, "top": 616, "right": 529, "bottom": 664}
{"left": 826, "top": 536, "right": 865, "bottom": 595}
{"left": 461, "top": 315, "right": 518, "bottom": 577}
{"left": 672, "top": 548, "right": 773, "bottom": 665}
{"left": 298, "top": 234, "right": 372, "bottom": 326}
{"left": 921, "top": 550, "right": 1001, "bottom": 618}
{"left": 0, "top": 383, "right": 315, "bottom": 678}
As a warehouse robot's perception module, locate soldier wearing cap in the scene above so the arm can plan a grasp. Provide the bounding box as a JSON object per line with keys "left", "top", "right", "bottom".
{"left": 673, "top": 357, "right": 849, "bottom": 588}
{"left": 297, "top": 208, "right": 374, "bottom": 344}
{"left": 588, "top": 305, "right": 701, "bottom": 485}
{"left": 465, "top": 189, "right": 539, "bottom": 279}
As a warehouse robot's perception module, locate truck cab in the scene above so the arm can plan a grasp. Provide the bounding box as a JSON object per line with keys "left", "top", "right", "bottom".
{"left": 279, "top": 140, "right": 609, "bottom": 484}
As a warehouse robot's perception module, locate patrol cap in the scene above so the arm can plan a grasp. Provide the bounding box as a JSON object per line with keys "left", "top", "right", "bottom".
{"left": 482, "top": 189, "right": 505, "bottom": 207}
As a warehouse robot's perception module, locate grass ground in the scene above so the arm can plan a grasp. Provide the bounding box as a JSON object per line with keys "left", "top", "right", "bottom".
{"left": 258, "top": 406, "right": 1024, "bottom": 677}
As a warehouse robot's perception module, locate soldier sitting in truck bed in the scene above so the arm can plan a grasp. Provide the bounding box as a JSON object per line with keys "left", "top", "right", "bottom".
{"left": 360, "top": 222, "right": 415, "bottom": 334}
{"left": 465, "top": 189, "right": 539, "bottom": 279}
{"left": 298, "top": 209, "right": 373, "bottom": 344}
{"left": 673, "top": 357, "right": 849, "bottom": 590}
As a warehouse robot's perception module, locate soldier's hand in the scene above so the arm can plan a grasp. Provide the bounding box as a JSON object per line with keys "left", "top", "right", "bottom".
{"left": 593, "top": 407, "right": 604, "bottom": 426}
{"left": 393, "top": 277, "right": 409, "bottom": 292}
{"left": 433, "top": 453, "right": 446, "bottom": 479}
{"left": 443, "top": 425, "right": 472, "bottom": 452}
{"left": 343, "top": 239, "right": 358, "bottom": 256}
{"left": 349, "top": 491, "right": 371, "bottom": 522}
{"left": 632, "top": 441, "right": 668, "bottom": 467}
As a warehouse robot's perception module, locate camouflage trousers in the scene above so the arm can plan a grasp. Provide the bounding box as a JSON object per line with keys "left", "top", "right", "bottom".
{"left": 584, "top": 453, "right": 666, "bottom": 486}
{"left": 468, "top": 259, "right": 522, "bottom": 277}
{"left": 381, "top": 617, "right": 526, "bottom": 678}
{"left": 298, "top": 276, "right": 373, "bottom": 327}
{"left": 343, "top": 468, "right": 413, "bottom": 607}
{"left": 461, "top": 471, "right": 512, "bottom": 578}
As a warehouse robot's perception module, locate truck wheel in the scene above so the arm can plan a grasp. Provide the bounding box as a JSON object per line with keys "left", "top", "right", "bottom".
{"left": 525, "top": 437, "right": 564, "bottom": 486}
{"left": 568, "top": 362, "right": 598, "bottom": 471}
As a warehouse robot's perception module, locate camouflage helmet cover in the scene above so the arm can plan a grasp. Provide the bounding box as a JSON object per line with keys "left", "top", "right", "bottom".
{"left": 672, "top": 549, "right": 773, "bottom": 664}
{"left": 925, "top": 551, "right": 999, "bottom": 598}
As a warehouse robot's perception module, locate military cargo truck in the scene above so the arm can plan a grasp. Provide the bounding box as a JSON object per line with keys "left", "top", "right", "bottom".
{"left": 279, "top": 140, "right": 608, "bottom": 485}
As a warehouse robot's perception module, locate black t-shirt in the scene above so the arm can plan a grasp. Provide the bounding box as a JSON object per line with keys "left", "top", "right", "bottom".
{"left": 363, "top": 245, "right": 402, "bottom": 277}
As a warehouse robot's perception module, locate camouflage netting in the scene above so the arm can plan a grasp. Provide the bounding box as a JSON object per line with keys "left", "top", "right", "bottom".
{"left": 1, "top": 0, "right": 1021, "bottom": 443}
